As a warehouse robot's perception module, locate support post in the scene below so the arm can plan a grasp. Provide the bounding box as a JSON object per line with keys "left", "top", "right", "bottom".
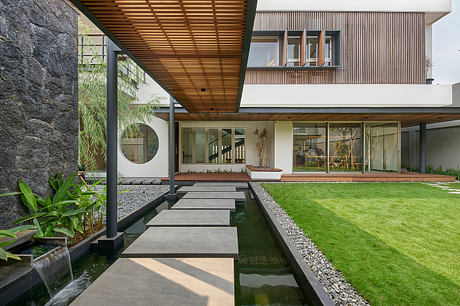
{"left": 419, "top": 122, "right": 426, "bottom": 174}
{"left": 95, "top": 39, "right": 124, "bottom": 253}
{"left": 167, "top": 96, "right": 177, "bottom": 201}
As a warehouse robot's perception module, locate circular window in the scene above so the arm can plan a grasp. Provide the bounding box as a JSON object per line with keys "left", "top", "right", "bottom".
{"left": 121, "top": 124, "right": 159, "bottom": 164}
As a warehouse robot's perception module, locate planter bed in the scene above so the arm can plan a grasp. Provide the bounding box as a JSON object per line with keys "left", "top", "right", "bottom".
{"left": 247, "top": 165, "right": 283, "bottom": 181}
{"left": 0, "top": 185, "right": 171, "bottom": 305}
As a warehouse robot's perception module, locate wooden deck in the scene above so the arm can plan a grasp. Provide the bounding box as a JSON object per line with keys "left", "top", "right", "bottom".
{"left": 162, "top": 173, "right": 251, "bottom": 182}
{"left": 281, "top": 172, "right": 456, "bottom": 182}
{"left": 161, "top": 172, "right": 456, "bottom": 183}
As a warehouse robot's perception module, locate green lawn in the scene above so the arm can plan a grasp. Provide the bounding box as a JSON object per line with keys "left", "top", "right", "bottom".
{"left": 262, "top": 183, "right": 460, "bottom": 305}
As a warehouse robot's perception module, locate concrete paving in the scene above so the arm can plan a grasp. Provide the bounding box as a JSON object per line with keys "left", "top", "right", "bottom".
{"left": 183, "top": 191, "right": 246, "bottom": 202}
{"left": 193, "top": 182, "right": 248, "bottom": 188}
{"left": 178, "top": 186, "right": 236, "bottom": 193}
{"left": 121, "top": 227, "right": 238, "bottom": 259}
{"left": 146, "top": 210, "right": 230, "bottom": 227}
{"left": 172, "top": 199, "right": 236, "bottom": 212}
{"left": 70, "top": 257, "right": 234, "bottom": 306}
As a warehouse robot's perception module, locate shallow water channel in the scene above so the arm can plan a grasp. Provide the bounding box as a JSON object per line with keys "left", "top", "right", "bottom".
{"left": 10, "top": 190, "right": 309, "bottom": 306}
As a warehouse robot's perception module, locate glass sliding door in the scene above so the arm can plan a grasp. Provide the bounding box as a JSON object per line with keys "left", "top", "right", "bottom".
{"left": 208, "top": 128, "right": 219, "bottom": 164}
{"left": 365, "top": 123, "right": 399, "bottom": 172}
{"left": 235, "top": 129, "right": 246, "bottom": 163}
{"left": 329, "top": 123, "right": 362, "bottom": 172}
{"left": 182, "top": 128, "right": 193, "bottom": 163}
{"left": 293, "top": 123, "right": 327, "bottom": 172}
{"left": 221, "top": 128, "right": 232, "bottom": 163}
{"left": 194, "top": 128, "right": 206, "bottom": 163}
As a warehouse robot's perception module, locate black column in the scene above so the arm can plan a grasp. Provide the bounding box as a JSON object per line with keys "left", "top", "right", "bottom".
{"left": 106, "top": 39, "right": 118, "bottom": 238}
{"left": 419, "top": 122, "right": 426, "bottom": 174}
{"left": 169, "top": 96, "right": 175, "bottom": 195}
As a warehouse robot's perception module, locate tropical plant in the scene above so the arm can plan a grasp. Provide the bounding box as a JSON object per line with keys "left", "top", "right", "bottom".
{"left": 0, "top": 225, "right": 37, "bottom": 261}
{"left": 78, "top": 21, "right": 164, "bottom": 171}
{"left": 254, "top": 128, "right": 268, "bottom": 168}
{"left": 0, "top": 173, "right": 108, "bottom": 244}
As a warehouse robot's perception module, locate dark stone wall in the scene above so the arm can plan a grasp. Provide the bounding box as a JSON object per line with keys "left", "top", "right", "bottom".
{"left": 0, "top": 0, "right": 78, "bottom": 229}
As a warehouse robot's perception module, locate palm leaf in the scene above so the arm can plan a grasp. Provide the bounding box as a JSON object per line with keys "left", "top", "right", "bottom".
{"left": 19, "top": 180, "right": 37, "bottom": 212}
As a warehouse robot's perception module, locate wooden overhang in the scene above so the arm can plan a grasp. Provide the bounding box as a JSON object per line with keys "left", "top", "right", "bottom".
{"left": 154, "top": 108, "right": 460, "bottom": 127}
{"left": 71, "top": 0, "right": 257, "bottom": 113}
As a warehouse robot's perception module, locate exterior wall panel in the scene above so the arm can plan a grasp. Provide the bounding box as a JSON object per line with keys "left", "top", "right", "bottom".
{"left": 246, "top": 12, "right": 425, "bottom": 84}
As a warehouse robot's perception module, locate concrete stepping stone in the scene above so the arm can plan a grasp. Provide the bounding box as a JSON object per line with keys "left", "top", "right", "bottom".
{"left": 172, "top": 199, "right": 236, "bottom": 212}
{"left": 146, "top": 210, "right": 230, "bottom": 227}
{"left": 193, "top": 182, "right": 248, "bottom": 188}
{"left": 70, "top": 257, "right": 234, "bottom": 306}
{"left": 178, "top": 186, "right": 236, "bottom": 193}
{"left": 121, "top": 227, "right": 238, "bottom": 259}
{"left": 183, "top": 191, "right": 246, "bottom": 202}
{"left": 448, "top": 191, "right": 460, "bottom": 194}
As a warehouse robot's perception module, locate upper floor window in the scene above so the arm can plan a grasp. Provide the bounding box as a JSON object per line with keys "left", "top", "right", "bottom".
{"left": 247, "top": 30, "right": 340, "bottom": 68}
{"left": 247, "top": 37, "right": 279, "bottom": 67}
{"left": 287, "top": 36, "right": 301, "bottom": 66}
{"left": 306, "top": 36, "right": 318, "bottom": 66}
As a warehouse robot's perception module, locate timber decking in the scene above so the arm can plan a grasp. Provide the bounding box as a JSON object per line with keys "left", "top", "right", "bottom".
{"left": 178, "top": 186, "right": 237, "bottom": 193}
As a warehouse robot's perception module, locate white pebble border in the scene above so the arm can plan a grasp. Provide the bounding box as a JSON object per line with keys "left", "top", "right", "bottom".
{"left": 252, "top": 182, "right": 369, "bottom": 306}
{"left": 96, "top": 185, "right": 169, "bottom": 219}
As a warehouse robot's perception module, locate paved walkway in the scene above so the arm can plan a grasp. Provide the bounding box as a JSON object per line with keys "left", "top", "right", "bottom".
{"left": 72, "top": 182, "right": 245, "bottom": 306}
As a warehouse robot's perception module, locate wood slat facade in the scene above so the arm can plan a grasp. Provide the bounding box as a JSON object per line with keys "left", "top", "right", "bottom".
{"left": 246, "top": 11, "right": 426, "bottom": 84}
{"left": 73, "top": 0, "right": 255, "bottom": 113}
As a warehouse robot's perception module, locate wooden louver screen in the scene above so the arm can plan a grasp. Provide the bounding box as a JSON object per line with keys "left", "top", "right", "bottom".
{"left": 282, "top": 30, "right": 287, "bottom": 66}
{"left": 74, "top": 0, "right": 252, "bottom": 113}
{"left": 318, "top": 29, "right": 325, "bottom": 67}
{"left": 300, "top": 28, "right": 306, "bottom": 66}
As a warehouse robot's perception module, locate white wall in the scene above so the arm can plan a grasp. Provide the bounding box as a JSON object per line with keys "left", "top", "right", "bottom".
{"left": 274, "top": 121, "right": 293, "bottom": 174}
{"left": 178, "top": 121, "right": 275, "bottom": 173}
{"left": 117, "top": 116, "right": 169, "bottom": 178}
{"left": 257, "top": 0, "right": 451, "bottom": 20}
{"left": 241, "top": 84, "right": 453, "bottom": 108}
{"left": 402, "top": 124, "right": 460, "bottom": 170}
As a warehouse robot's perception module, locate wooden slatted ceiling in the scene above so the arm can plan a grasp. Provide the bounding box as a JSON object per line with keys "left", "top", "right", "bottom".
{"left": 77, "top": 0, "right": 251, "bottom": 113}
{"left": 155, "top": 112, "right": 460, "bottom": 127}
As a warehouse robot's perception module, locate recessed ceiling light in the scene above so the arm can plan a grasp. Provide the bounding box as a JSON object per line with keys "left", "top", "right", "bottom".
{"left": 201, "top": 88, "right": 206, "bottom": 92}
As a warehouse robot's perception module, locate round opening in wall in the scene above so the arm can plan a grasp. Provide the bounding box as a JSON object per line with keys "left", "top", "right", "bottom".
{"left": 121, "top": 123, "right": 159, "bottom": 164}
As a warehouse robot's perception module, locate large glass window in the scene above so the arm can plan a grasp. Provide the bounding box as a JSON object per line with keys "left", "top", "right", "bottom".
{"left": 329, "top": 123, "right": 362, "bottom": 172}
{"left": 365, "top": 123, "right": 399, "bottom": 172}
{"left": 121, "top": 124, "right": 159, "bottom": 164}
{"left": 287, "top": 36, "right": 301, "bottom": 66}
{"left": 293, "top": 123, "right": 327, "bottom": 172}
{"left": 182, "top": 128, "right": 245, "bottom": 164}
{"left": 248, "top": 37, "right": 279, "bottom": 67}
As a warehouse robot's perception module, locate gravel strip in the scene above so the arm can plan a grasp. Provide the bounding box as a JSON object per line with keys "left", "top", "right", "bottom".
{"left": 95, "top": 185, "right": 169, "bottom": 219}
{"left": 251, "top": 182, "right": 370, "bottom": 306}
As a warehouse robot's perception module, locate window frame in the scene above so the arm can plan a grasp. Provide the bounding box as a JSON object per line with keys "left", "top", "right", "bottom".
{"left": 247, "top": 35, "right": 281, "bottom": 67}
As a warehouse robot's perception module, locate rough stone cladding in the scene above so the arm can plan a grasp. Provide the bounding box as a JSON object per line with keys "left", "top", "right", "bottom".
{"left": 0, "top": 0, "right": 78, "bottom": 228}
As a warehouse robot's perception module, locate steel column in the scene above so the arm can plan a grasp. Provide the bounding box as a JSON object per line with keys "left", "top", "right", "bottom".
{"left": 169, "top": 97, "right": 175, "bottom": 194}
{"left": 106, "top": 39, "right": 118, "bottom": 238}
{"left": 419, "top": 122, "right": 426, "bottom": 174}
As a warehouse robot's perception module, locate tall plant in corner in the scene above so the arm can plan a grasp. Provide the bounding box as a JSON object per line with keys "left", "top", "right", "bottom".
{"left": 78, "top": 21, "right": 163, "bottom": 171}
{"left": 254, "top": 128, "right": 268, "bottom": 168}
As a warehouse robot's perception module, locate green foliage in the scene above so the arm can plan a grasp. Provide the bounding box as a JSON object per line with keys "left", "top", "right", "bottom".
{"left": 1, "top": 173, "right": 108, "bottom": 244}
{"left": 262, "top": 183, "right": 460, "bottom": 305}
{"left": 78, "top": 23, "right": 164, "bottom": 171}
{"left": 0, "top": 225, "right": 37, "bottom": 261}
{"left": 404, "top": 164, "right": 460, "bottom": 179}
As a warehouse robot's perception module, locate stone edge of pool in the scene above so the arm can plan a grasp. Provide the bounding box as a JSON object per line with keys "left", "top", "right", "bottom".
{"left": 249, "top": 182, "right": 336, "bottom": 306}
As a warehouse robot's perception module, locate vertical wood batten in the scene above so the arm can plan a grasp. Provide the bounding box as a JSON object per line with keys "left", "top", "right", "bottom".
{"left": 247, "top": 11, "right": 425, "bottom": 85}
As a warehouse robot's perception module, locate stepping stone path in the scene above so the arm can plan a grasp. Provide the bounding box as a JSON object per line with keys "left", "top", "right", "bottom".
{"left": 178, "top": 186, "right": 236, "bottom": 193}
{"left": 172, "top": 199, "right": 236, "bottom": 212}
{"left": 73, "top": 181, "right": 245, "bottom": 306}
{"left": 146, "top": 210, "right": 230, "bottom": 227}
{"left": 183, "top": 191, "right": 246, "bottom": 202}
{"left": 425, "top": 182, "right": 460, "bottom": 194}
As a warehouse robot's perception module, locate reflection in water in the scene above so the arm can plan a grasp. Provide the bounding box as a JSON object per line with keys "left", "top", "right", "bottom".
{"left": 234, "top": 191, "right": 308, "bottom": 305}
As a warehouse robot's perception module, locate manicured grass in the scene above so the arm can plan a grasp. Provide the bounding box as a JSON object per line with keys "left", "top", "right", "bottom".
{"left": 262, "top": 183, "right": 460, "bottom": 305}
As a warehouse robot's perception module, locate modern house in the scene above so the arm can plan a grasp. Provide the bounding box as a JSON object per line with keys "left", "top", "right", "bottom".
{"left": 80, "top": 0, "right": 459, "bottom": 179}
